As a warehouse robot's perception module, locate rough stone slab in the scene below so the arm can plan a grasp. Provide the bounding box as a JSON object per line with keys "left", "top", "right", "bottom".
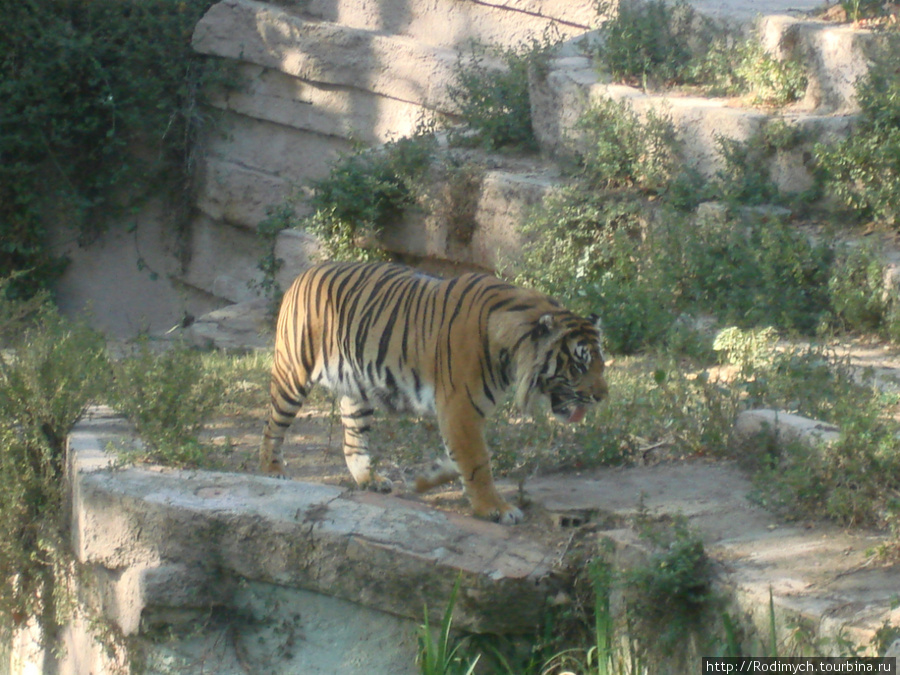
{"left": 301, "top": 0, "right": 598, "bottom": 49}
{"left": 759, "top": 16, "right": 878, "bottom": 113}
{"left": 207, "top": 63, "right": 429, "bottom": 144}
{"left": 182, "top": 215, "right": 267, "bottom": 302}
{"left": 189, "top": 298, "right": 273, "bottom": 350}
{"left": 193, "top": 0, "right": 460, "bottom": 112}
{"left": 67, "top": 408, "right": 561, "bottom": 636}
{"left": 734, "top": 408, "right": 841, "bottom": 446}
{"left": 195, "top": 157, "right": 294, "bottom": 230}
{"left": 530, "top": 60, "right": 855, "bottom": 188}
{"left": 528, "top": 460, "right": 898, "bottom": 651}
{"left": 380, "top": 162, "right": 560, "bottom": 269}
{"left": 196, "top": 113, "right": 350, "bottom": 230}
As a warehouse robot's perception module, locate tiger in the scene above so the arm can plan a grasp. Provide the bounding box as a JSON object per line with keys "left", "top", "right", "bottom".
{"left": 260, "top": 260, "right": 608, "bottom": 524}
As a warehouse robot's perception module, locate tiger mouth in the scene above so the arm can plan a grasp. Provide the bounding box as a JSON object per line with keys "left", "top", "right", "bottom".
{"left": 550, "top": 395, "right": 590, "bottom": 424}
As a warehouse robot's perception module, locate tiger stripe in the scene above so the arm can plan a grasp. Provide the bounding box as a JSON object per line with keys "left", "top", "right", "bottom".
{"left": 260, "top": 261, "right": 608, "bottom": 524}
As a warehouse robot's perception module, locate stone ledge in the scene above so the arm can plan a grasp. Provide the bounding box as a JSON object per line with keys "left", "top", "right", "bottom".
{"left": 529, "top": 59, "right": 856, "bottom": 192}
{"left": 67, "top": 407, "right": 561, "bottom": 636}
{"left": 192, "top": 0, "right": 460, "bottom": 112}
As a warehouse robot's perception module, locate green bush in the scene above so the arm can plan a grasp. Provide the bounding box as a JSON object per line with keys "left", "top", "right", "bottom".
{"left": 595, "top": 0, "right": 806, "bottom": 104}
{"left": 0, "top": 292, "right": 108, "bottom": 635}
{"left": 596, "top": 0, "right": 697, "bottom": 87}
{"left": 815, "top": 38, "right": 900, "bottom": 228}
{"left": 448, "top": 36, "right": 556, "bottom": 152}
{"left": 0, "top": 0, "right": 226, "bottom": 297}
{"left": 303, "top": 132, "right": 436, "bottom": 261}
{"left": 517, "top": 192, "right": 832, "bottom": 354}
{"left": 574, "top": 98, "right": 686, "bottom": 194}
{"left": 111, "top": 342, "right": 223, "bottom": 466}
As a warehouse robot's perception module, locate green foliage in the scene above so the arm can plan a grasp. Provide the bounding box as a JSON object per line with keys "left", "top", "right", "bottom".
{"left": 596, "top": 0, "right": 697, "bottom": 87}
{"left": 110, "top": 341, "right": 223, "bottom": 466}
{"left": 448, "top": 35, "right": 558, "bottom": 151}
{"left": 0, "top": 0, "right": 226, "bottom": 296}
{"left": 623, "top": 519, "right": 714, "bottom": 655}
{"left": 518, "top": 192, "right": 832, "bottom": 354}
{"left": 418, "top": 575, "right": 480, "bottom": 675}
{"left": 815, "top": 38, "right": 900, "bottom": 228}
{"left": 713, "top": 123, "right": 800, "bottom": 207}
{"left": 253, "top": 201, "right": 298, "bottom": 310}
{"left": 0, "top": 289, "right": 108, "bottom": 635}
{"left": 595, "top": 0, "right": 807, "bottom": 104}
{"left": 303, "top": 131, "right": 436, "bottom": 261}
{"left": 574, "top": 98, "right": 686, "bottom": 194}
{"left": 827, "top": 242, "right": 900, "bottom": 338}
{"left": 714, "top": 329, "right": 900, "bottom": 528}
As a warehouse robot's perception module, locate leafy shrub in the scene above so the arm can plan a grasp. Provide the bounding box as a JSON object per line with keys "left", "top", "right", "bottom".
{"left": 448, "top": 36, "right": 557, "bottom": 152}
{"left": 623, "top": 519, "right": 714, "bottom": 655}
{"left": 517, "top": 190, "right": 832, "bottom": 353}
{"left": 596, "top": 0, "right": 697, "bottom": 87}
{"left": 0, "top": 291, "right": 108, "bottom": 635}
{"left": 595, "top": 0, "right": 806, "bottom": 105}
{"left": 827, "top": 242, "right": 900, "bottom": 337}
{"left": 111, "top": 342, "right": 223, "bottom": 466}
{"left": 0, "top": 0, "right": 226, "bottom": 296}
{"left": 815, "top": 38, "right": 900, "bottom": 228}
{"left": 574, "top": 98, "right": 686, "bottom": 194}
{"left": 712, "top": 121, "right": 806, "bottom": 207}
{"left": 304, "top": 132, "right": 436, "bottom": 261}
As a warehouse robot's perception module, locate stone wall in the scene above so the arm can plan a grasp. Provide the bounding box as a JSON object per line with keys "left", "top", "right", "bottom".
{"left": 184, "top": 0, "right": 599, "bottom": 301}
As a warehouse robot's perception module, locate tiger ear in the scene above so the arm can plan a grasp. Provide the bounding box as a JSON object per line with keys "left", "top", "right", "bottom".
{"left": 588, "top": 312, "right": 603, "bottom": 331}
{"left": 531, "top": 313, "right": 556, "bottom": 339}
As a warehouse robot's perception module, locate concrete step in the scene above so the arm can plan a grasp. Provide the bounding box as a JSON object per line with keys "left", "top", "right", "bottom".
{"left": 759, "top": 15, "right": 880, "bottom": 113}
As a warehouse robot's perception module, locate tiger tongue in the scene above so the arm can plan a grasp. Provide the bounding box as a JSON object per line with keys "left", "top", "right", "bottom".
{"left": 567, "top": 406, "right": 587, "bottom": 424}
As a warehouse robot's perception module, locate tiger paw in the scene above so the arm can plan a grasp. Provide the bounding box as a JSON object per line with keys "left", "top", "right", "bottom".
{"left": 363, "top": 474, "right": 393, "bottom": 493}
{"left": 475, "top": 501, "right": 524, "bottom": 525}
{"left": 260, "top": 459, "right": 286, "bottom": 477}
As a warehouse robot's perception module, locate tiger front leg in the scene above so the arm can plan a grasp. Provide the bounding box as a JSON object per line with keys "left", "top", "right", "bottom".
{"left": 339, "top": 396, "right": 392, "bottom": 492}
{"left": 260, "top": 361, "right": 309, "bottom": 475}
{"left": 436, "top": 405, "right": 523, "bottom": 524}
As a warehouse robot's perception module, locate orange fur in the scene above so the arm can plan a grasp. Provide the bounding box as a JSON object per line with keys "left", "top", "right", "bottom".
{"left": 261, "top": 261, "right": 608, "bottom": 523}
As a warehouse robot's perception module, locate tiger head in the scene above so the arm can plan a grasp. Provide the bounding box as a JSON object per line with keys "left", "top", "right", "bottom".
{"left": 513, "top": 311, "right": 608, "bottom": 423}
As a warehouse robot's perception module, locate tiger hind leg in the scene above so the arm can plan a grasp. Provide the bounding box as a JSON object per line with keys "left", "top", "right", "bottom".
{"left": 260, "top": 362, "right": 309, "bottom": 475}
{"left": 340, "top": 396, "right": 392, "bottom": 492}
{"left": 414, "top": 456, "right": 459, "bottom": 493}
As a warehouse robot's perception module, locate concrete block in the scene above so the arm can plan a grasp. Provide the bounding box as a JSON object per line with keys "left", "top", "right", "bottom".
{"left": 302, "top": 0, "right": 598, "bottom": 49}
{"left": 759, "top": 16, "right": 878, "bottom": 113}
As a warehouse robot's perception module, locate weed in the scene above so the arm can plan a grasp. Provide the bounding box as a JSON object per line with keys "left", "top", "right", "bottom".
{"left": 595, "top": 0, "right": 806, "bottom": 104}
{"left": 252, "top": 201, "right": 301, "bottom": 311}
{"left": 302, "top": 130, "right": 436, "bottom": 262}
{"left": 110, "top": 341, "right": 224, "bottom": 467}
{"left": 418, "top": 575, "right": 480, "bottom": 675}
{"left": 448, "top": 34, "right": 558, "bottom": 152}
{"left": 517, "top": 188, "right": 832, "bottom": 353}
{"left": 595, "top": 0, "right": 698, "bottom": 88}
{"left": 815, "top": 36, "right": 900, "bottom": 228}
{"left": 827, "top": 242, "right": 900, "bottom": 339}
{"left": 0, "top": 289, "right": 108, "bottom": 639}
{"left": 574, "top": 98, "right": 685, "bottom": 194}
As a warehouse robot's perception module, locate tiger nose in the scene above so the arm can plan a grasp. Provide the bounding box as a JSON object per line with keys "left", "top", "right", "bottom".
{"left": 592, "top": 379, "right": 609, "bottom": 402}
